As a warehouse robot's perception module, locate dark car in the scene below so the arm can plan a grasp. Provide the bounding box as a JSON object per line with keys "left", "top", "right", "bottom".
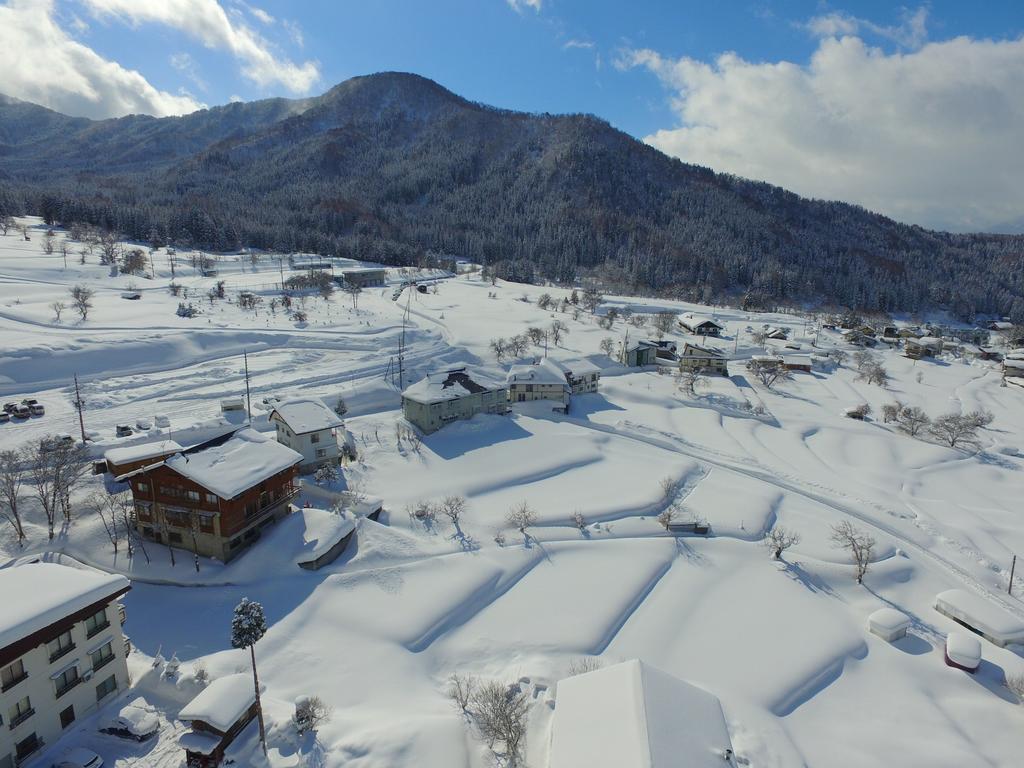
{"left": 12, "top": 404, "right": 30, "bottom": 419}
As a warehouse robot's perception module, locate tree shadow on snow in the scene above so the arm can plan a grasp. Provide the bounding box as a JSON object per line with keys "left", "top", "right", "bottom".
{"left": 567, "top": 393, "right": 626, "bottom": 420}
{"left": 424, "top": 418, "right": 532, "bottom": 460}
{"left": 782, "top": 561, "right": 837, "bottom": 598}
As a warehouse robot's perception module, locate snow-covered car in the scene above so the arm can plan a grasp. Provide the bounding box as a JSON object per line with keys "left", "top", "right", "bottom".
{"left": 154, "top": 414, "right": 171, "bottom": 428}
{"left": 100, "top": 698, "right": 159, "bottom": 741}
{"left": 115, "top": 425, "right": 133, "bottom": 437}
{"left": 2, "top": 402, "right": 15, "bottom": 413}
{"left": 41, "top": 434, "right": 74, "bottom": 452}
{"left": 29, "top": 403, "right": 45, "bottom": 416}
{"left": 54, "top": 747, "right": 103, "bottom": 768}
{"left": 135, "top": 418, "right": 153, "bottom": 431}
{"left": 0, "top": 412, "right": 9, "bottom": 424}
{"left": 12, "top": 404, "right": 30, "bottom": 419}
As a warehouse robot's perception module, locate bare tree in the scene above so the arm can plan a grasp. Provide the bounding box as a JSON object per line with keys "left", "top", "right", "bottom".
{"left": 929, "top": 414, "right": 979, "bottom": 448}
{"left": 599, "top": 337, "right": 615, "bottom": 357}
{"left": 857, "top": 362, "right": 890, "bottom": 387}
{"left": 897, "top": 406, "right": 930, "bottom": 436}
{"left": 0, "top": 450, "right": 26, "bottom": 546}
{"left": 490, "top": 337, "right": 507, "bottom": 363}
{"left": 0, "top": 215, "right": 13, "bottom": 235}
{"left": 764, "top": 526, "right": 802, "bottom": 560}
{"left": 964, "top": 409, "right": 994, "bottom": 429}
{"left": 506, "top": 502, "right": 537, "bottom": 533}
{"left": 50, "top": 300, "right": 66, "bottom": 322}
{"left": 571, "top": 510, "right": 587, "bottom": 532}
{"left": 439, "top": 495, "right": 467, "bottom": 534}
{"left": 550, "top": 319, "right": 568, "bottom": 346}
{"left": 750, "top": 330, "right": 769, "bottom": 349}
{"left": 526, "top": 326, "right": 545, "bottom": 346}
{"left": 657, "top": 506, "right": 677, "bottom": 529}
{"left": 293, "top": 695, "right": 332, "bottom": 734}
{"left": 26, "top": 443, "right": 60, "bottom": 540}
{"left": 343, "top": 283, "right": 361, "bottom": 310}
{"left": 1005, "top": 672, "right": 1024, "bottom": 705}
{"left": 748, "top": 359, "right": 793, "bottom": 389}
{"left": 567, "top": 657, "right": 602, "bottom": 676}
{"left": 506, "top": 333, "right": 528, "bottom": 358}
{"left": 88, "top": 490, "right": 132, "bottom": 556}
{"left": 536, "top": 292, "right": 553, "bottom": 310}
{"left": 42, "top": 231, "right": 55, "bottom": 255}
{"left": 447, "top": 673, "right": 477, "bottom": 713}
{"left": 678, "top": 366, "right": 706, "bottom": 397}
{"left": 830, "top": 521, "right": 875, "bottom": 584}
{"left": 881, "top": 401, "right": 903, "bottom": 424}
{"left": 580, "top": 287, "right": 603, "bottom": 314}
{"left": 852, "top": 350, "right": 877, "bottom": 372}
{"left": 652, "top": 312, "right": 675, "bottom": 339}
{"left": 69, "top": 285, "right": 94, "bottom": 320}
{"left": 659, "top": 475, "right": 675, "bottom": 500}
{"left": 470, "top": 680, "right": 530, "bottom": 765}
{"left": 827, "top": 349, "right": 848, "bottom": 367}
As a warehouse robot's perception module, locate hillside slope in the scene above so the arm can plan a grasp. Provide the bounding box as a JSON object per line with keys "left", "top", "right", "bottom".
{"left": 0, "top": 72, "right": 1022, "bottom": 318}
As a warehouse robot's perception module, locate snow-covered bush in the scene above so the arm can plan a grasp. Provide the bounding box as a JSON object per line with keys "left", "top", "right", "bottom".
{"left": 506, "top": 502, "right": 537, "bottom": 533}
{"left": 314, "top": 465, "right": 338, "bottom": 484}
{"left": 293, "top": 695, "right": 332, "bottom": 734}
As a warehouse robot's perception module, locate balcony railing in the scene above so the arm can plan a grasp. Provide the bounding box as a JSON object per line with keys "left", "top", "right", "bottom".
{"left": 14, "top": 734, "right": 43, "bottom": 764}
{"left": 49, "top": 642, "right": 76, "bottom": 663}
{"left": 92, "top": 653, "right": 115, "bottom": 672}
{"left": 9, "top": 707, "right": 34, "bottom": 729}
{"left": 55, "top": 675, "right": 82, "bottom": 698}
{"left": 118, "top": 604, "right": 127, "bottom": 624}
{"left": 244, "top": 487, "right": 298, "bottom": 521}
{"left": 86, "top": 620, "right": 111, "bottom": 639}
{"left": 1, "top": 671, "right": 28, "bottom": 692}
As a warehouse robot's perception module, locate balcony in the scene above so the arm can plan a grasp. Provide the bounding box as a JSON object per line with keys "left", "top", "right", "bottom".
{"left": 9, "top": 707, "right": 34, "bottom": 729}
{"left": 14, "top": 734, "right": 43, "bottom": 764}
{"left": 117, "top": 604, "right": 127, "bottom": 624}
{"left": 55, "top": 675, "right": 82, "bottom": 698}
{"left": 1, "top": 670, "right": 28, "bottom": 692}
{"left": 244, "top": 487, "right": 298, "bottom": 522}
{"left": 49, "top": 642, "right": 76, "bottom": 664}
{"left": 86, "top": 620, "right": 111, "bottom": 639}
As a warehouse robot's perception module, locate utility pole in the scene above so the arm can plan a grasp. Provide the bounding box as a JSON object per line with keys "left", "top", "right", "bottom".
{"left": 243, "top": 351, "right": 252, "bottom": 424}
{"left": 1010, "top": 555, "right": 1017, "bottom": 596}
{"left": 73, "top": 374, "right": 86, "bottom": 444}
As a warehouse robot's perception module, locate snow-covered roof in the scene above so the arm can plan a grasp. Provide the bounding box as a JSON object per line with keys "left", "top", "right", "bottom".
{"left": 910, "top": 336, "right": 944, "bottom": 348}
{"left": 555, "top": 358, "right": 601, "bottom": 376}
{"left": 179, "top": 729, "right": 222, "bottom": 755}
{"left": 104, "top": 439, "right": 183, "bottom": 467}
{"left": 0, "top": 563, "right": 129, "bottom": 652}
{"left": 681, "top": 343, "right": 723, "bottom": 358}
{"left": 340, "top": 267, "right": 386, "bottom": 274}
{"left": 934, "top": 589, "right": 1024, "bottom": 644}
{"left": 680, "top": 313, "right": 723, "bottom": 329}
{"left": 178, "top": 673, "right": 256, "bottom": 733}
{"left": 507, "top": 358, "right": 570, "bottom": 387}
{"left": 402, "top": 366, "right": 506, "bottom": 404}
{"left": 270, "top": 397, "right": 343, "bottom": 434}
{"left": 164, "top": 428, "right": 302, "bottom": 499}
{"left": 783, "top": 355, "right": 813, "bottom": 366}
{"left": 550, "top": 659, "right": 732, "bottom": 768}
{"left": 869, "top": 608, "right": 911, "bottom": 633}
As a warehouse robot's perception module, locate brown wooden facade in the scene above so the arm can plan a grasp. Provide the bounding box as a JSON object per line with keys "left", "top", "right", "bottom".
{"left": 128, "top": 463, "right": 298, "bottom": 562}
{"left": 184, "top": 702, "right": 259, "bottom": 768}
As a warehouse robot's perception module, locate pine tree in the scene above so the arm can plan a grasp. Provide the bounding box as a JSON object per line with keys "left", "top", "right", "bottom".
{"left": 231, "top": 598, "right": 268, "bottom": 753}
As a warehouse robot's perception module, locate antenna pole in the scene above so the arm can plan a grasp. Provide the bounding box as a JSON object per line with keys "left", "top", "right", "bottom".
{"left": 243, "top": 350, "right": 252, "bottom": 424}
{"left": 73, "top": 374, "right": 86, "bottom": 444}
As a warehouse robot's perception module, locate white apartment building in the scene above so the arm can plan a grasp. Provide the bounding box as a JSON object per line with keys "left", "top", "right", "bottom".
{"left": 0, "top": 563, "right": 131, "bottom": 768}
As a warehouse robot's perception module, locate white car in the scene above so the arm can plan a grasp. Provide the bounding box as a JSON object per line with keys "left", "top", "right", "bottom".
{"left": 100, "top": 698, "right": 159, "bottom": 741}
{"left": 135, "top": 418, "right": 153, "bottom": 431}
{"left": 154, "top": 414, "right": 171, "bottom": 428}
{"left": 55, "top": 747, "right": 103, "bottom": 768}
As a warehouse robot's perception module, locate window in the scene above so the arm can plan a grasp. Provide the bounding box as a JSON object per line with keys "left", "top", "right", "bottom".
{"left": 85, "top": 608, "right": 109, "bottom": 638}
{"left": 59, "top": 705, "right": 75, "bottom": 729}
{"left": 136, "top": 481, "right": 148, "bottom": 493}
{"left": 48, "top": 630, "right": 74, "bottom": 662}
{"left": 8, "top": 696, "right": 32, "bottom": 727}
{"left": 168, "top": 532, "right": 183, "bottom": 544}
{"left": 197, "top": 513, "right": 215, "bottom": 533}
{"left": 244, "top": 501, "right": 258, "bottom": 518}
{"left": 163, "top": 507, "right": 190, "bottom": 527}
{"left": 14, "top": 733, "right": 39, "bottom": 761}
{"left": 316, "top": 449, "right": 326, "bottom": 458}
{"left": 90, "top": 642, "right": 114, "bottom": 671}
{"left": 185, "top": 490, "right": 200, "bottom": 502}
{"left": 95, "top": 674, "right": 117, "bottom": 702}
{"left": 54, "top": 666, "right": 80, "bottom": 698}
{"left": 310, "top": 433, "right": 320, "bottom": 444}
{"left": 135, "top": 502, "right": 152, "bottom": 521}
{"left": 205, "top": 493, "right": 218, "bottom": 504}
{"left": 1, "top": 659, "right": 26, "bottom": 691}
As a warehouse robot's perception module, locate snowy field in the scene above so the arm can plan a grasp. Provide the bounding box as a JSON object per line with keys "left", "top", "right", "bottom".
{"left": 3, "top": 218, "right": 1024, "bottom": 767}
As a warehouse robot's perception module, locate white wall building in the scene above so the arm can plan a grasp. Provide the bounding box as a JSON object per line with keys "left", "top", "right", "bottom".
{"left": 269, "top": 397, "right": 344, "bottom": 471}
{"left": 507, "top": 358, "right": 571, "bottom": 406}
{"left": 0, "top": 564, "right": 131, "bottom": 768}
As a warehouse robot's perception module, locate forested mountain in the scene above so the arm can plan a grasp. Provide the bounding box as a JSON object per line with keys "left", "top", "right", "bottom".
{"left": 1, "top": 72, "right": 1022, "bottom": 319}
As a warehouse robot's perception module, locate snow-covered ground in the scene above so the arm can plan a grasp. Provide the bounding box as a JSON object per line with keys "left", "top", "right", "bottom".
{"left": 3, "top": 218, "right": 1024, "bottom": 767}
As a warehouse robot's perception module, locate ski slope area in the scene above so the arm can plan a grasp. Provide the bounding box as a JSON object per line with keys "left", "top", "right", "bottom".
{"left": 2, "top": 219, "right": 1024, "bottom": 767}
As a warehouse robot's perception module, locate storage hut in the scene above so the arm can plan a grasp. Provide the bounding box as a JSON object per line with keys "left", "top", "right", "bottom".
{"left": 934, "top": 589, "right": 1024, "bottom": 647}
{"left": 178, "top": 673, "right": 259, "bottom": 767}
{"left": 868, "top": 608, "right": 911, "bottom": 641}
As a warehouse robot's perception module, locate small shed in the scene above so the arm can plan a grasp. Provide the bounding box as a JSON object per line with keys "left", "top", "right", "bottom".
{"left": 934, "top": 589, "right": 1024, "bottom": 647}
{"left": 782, "top": 355, "right": 813, "bottom": 372}
{"left": 624, "top": 341, "right": 658, "bottom": 367}
{"left": 868, "top": 608, "right": 911, "bottom": 641}
{"left": 945, "top": 632, "right": 981, "bottom": 673}
{"left": 178, "top": 673, "right": 258, "bottom": 768}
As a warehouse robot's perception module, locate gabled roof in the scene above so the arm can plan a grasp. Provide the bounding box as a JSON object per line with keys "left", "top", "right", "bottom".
{"left": 680, "top": 313, "right": 724, "bottom": 329}
{"left": 402, "top": 366, "right": 506, "bottom": 404}
{"left": 179, "top": 673, "right": 256, "bottom": 733}
{"left": 164, "top": 428, "right": 302, "bottom": 499}
{"left": 507, "top": 358, "right": 570, "bottom": 387}
{"left": 550, "top": 659, "right": 732, "bottom": 768}
{"left": 104, "top": 439, "right": 183, "bottom": 467}
{"left": 680, "top": 342, "right": 723, "bottom": 358}
{"left": 554, "top": 357, "right": 601, "bottom": 377}
{"left": 269, "top": 397, "right": 343, "bottom": 434}
{"left": 0, "top": 563, "right": 129, "bottom": 654}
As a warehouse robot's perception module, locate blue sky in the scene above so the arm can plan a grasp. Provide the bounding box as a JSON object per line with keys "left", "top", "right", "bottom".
{"left": 1, "top": 1, "right": 1022, "bottom": 231}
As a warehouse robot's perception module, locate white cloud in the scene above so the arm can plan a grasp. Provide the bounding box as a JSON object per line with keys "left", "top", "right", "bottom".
{"left": 507, "top": 0, "right": 542, "bottom": 13}
{"left": 170, "top": 51, "right": 208, "bottom": 92}
{"left": 618, "top": 33, "right": 1024, "bottom": 232}
{"left": 247, "top": 5, "right": 274, "bottom": 26}
{"left": 563, "top": 39, "right": 594, "bottom": 50}
{"left": 804, "top": 6, "right": 929, "bottom": 49}
{"left": 83, "top": 0, "right": 319, "bottom": 93}
{"left": 0, "top": 0, "right": 203, "bottom": 118}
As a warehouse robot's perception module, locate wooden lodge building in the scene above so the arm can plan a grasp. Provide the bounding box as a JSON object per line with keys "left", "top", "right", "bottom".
{"left": 177, "top": 673, "right": 258, "bottom": 767}
{"left": 120, "top": 428, "right": 302, "bottom": 562}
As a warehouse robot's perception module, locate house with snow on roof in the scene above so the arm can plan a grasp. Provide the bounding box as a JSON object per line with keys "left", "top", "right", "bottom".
{"left": 178, "top": 672, "right": 259, "bottom": 768}
{"left": 507, "top": 358, "right": 570, "bottom": 407}
{"left": 268, "top": 397, "right": 344, "bottom": 471}
{"left": 122, "top": 428, "right": 302, "bottom": 561}
{"left": 679, "top": 313, "right": 724, "bottom": 337}
{"left": 678, "top": 343, "right": 729, "bottom": 375}
{"left": 550, "top": 659, "right": 734, "bottom": 768}
{"left": 401, "top": 366, "right": 508, "bottom": 433}
{"left": 0, "top": 563, "right": 131, "bottom": 768}
{"left": 905, "top": 336, "right": 943, "bottom": 359}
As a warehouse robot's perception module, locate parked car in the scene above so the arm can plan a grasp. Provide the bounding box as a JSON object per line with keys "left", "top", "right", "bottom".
{"left": 135, "top": 418, "right": 153, "bottom": 431}
{"left": 154, "top": 414, "right": 170, "bottom": 428}
{"left": 115, "top": 425, "right": 133, "bottom": 437}
{"left": 41, "top": 434, "right": 74, "bottom": 452}
{"left": 12, "top": 404, "right": 30, "bottom": 419}
{"left": 29, "top": 403, "right": 45, "bottom": 416}
{"left": 2, "top": 403, "right": 16, "bottom": 413}
{"left": 55, "top": 748, "right": 103, "bottom": 768}
{"left": 0, "top": 412, "right": 8, "bottom": 423}
{"left": 100, "top": 698, "right": 159, "bottom": 742}
{"left": 21, "top": 398, "right": 38, "bottom": 406}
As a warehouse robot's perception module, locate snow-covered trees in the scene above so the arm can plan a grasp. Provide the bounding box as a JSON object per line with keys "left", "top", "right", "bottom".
{"left": 599, "top": 337, "right": 615, "bottom": 357}
{"left": 764, "top": 526, "right": 801, "bottom": 560}
{"left": 69, "top": 284, "right": 94, "bottom": 320}
{"left": 506, "top": 502, "right": 537, "bottom": 534}
{"left": 231, "top": 598, "right": 268, "bottom": 752}
{"left": 652, "top": 312, "right": 675, "bottom": 339}
{"left": 489, "top": 338, "right": 507, "bottom": 363}
{"left": 26, "top": 438, "right": 89, "bottom": 540}
{"left": 748, "top": 358, "right": 793, "bottom": 389}
{"left": 830, "top": 521, "right": 875, "bottom": 584}
{"left": 929, "top": 414, "right": 980, "bottom": 448}
{"left": 897, "top": 406, "right": 930, "bottom": 436}
{"left": 857, "top": 362, "right": 890, "bottom": 387}
{"left": 550, "top": 319, "right": 568, "bottom": 346}
{"left": 536, "top": 292, "right": 553, "bottom": 310}
{"left": 470, "top": 680, "right": 530, "bottom": 765}
{"left": 580, "top": 287, "right": 603, "bottom": 314}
